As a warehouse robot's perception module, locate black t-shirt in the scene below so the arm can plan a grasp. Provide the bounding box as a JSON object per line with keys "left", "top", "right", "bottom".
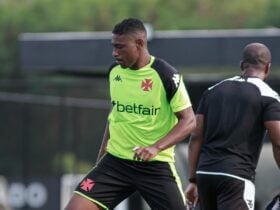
{"left": 197, "top": 76, "right": 280, "bottom": 180}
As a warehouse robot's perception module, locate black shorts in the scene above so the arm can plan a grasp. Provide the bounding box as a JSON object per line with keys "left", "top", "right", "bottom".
{"left": 74, "top": 153, "right": 186, "bottom": 210}
{"left": 197, "top": 172, "right": 255, "bottom": 210}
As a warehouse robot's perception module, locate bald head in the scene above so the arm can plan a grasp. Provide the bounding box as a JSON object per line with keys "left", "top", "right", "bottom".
{"left": 242, "top": 43, "right": 271, "bottom": 69}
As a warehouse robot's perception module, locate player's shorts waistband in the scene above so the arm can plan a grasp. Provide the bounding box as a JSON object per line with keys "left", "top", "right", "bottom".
{"left": 196, "top": 171, "right": 253, "bottom": 183}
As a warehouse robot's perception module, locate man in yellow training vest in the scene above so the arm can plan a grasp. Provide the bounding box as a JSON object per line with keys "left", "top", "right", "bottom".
{"left": 65, "top": 18, "right": 196, "bottom": 210}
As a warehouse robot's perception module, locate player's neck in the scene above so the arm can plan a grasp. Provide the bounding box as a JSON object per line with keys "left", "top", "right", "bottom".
{"left": 132, "top": 52, "right": 151, "bottom": 70}
{"left": 242, "top": 69, "right": 265, "bottom": 80}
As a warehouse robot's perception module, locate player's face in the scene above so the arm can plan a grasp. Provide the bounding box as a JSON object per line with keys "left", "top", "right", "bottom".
{"left": 112, "top": 33, "right": 140, "bottom": 69}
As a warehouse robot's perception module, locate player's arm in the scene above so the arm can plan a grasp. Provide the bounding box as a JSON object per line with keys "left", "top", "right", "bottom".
{"left": 187, "top": 114, "right": 204, "bottom": 181}
{"left": 265, "top": 121, "right": 280, "bottom": 168}
{"left": 151, "top": 74, "right": 196, "bottom": 153}
{"left": 155, "top": 106, "right": 196, "bottom": 150}
{"left": 185, "top": 114, "right": 204, "bottom": 207}
{"left": 133, "top": 106, "right": 196, "bottom": 161}
{"left": 96, "top": 112, "right": 111, "bottom": 163}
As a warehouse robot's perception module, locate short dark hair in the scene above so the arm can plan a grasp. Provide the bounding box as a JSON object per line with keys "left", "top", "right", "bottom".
{"left": 112, "top": 18, "right": 146, "bottom": 35}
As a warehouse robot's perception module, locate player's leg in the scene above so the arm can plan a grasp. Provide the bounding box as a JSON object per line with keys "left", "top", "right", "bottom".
{"left": 136, "top": 161, "right": 186, "bottom": 210}
{"left": 65, "top": 194, "right": 102, "bottom": 210}
{"left": 216, "top": 176, "right": 255, "bottom": 210}
{"left": 196, "top": 174, "right": 218, "bottom": 210}
{"left": 65, "top": 153, "right": 135, "bottom": 210}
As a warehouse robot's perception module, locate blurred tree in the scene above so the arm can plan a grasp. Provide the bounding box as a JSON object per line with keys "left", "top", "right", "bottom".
{"left": 265, "top": 0, "right": 280, "bottom": 28}
{"left": 0, "top": 0, "right": 279, "bottom": 79}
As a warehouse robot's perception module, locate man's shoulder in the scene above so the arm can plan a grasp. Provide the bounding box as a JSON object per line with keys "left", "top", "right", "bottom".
{"left": 108, "top": 62, "right": 119, "bottom": 73}
{"left": 208, "top": 76, "right": 240, "bottom": 91}
{"left": 151, "top": 57, "right": 178, "bottom": 75}
{"left": 150, "top": 57, "right": 182, "bottom": 103}
{"left": 248, "top": 78, "right": 280, "bottom": 101}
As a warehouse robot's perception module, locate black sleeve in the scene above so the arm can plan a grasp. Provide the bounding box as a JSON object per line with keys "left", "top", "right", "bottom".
{"left": 263, "top": 97, "right": 280, "bottom": 121}
{"left": 151, "top": 58, "right": 180, "bottom": 103}
{"left": 196, "top": 90, "right": 208, "bottom": 114}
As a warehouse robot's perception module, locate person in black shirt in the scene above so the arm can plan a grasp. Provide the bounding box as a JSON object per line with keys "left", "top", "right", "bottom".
{"left": 185, "top": 42, "right": 280, "bottom": 210}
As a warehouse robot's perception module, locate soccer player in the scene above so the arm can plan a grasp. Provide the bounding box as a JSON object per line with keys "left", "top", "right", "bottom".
{"left": 185, "top": 42, "right": 280, "bottom": 210}
{"left": 65, "top": 18, "right": 196, "bottom": 210}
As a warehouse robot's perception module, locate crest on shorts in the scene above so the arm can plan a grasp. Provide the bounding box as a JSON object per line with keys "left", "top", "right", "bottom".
{"left": 80, "top": 178, "right": 95, "bottom": 192}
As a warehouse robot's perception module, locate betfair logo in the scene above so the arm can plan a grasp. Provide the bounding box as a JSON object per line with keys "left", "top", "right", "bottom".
{"left": 112, "top": 100, "right": 160, "bottom": 115}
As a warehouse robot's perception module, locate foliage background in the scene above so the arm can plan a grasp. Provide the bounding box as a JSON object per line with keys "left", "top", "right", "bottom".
{"left": 1, "top": 0, "right": 280, "bottom": 78}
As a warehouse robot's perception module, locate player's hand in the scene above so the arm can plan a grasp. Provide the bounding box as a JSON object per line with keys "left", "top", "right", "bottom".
{"left": 133, "top": 146, "right": 160, "bottom": 161}
{"left": 185, "top": 183, "right": 199, "bottom": 209}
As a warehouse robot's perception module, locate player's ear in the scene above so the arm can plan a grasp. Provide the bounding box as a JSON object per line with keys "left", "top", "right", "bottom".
{"left": 264, "top": 63, "right": 271, "bottom": 78}
{"left": 136, "top": 38, "right": 144, "bottom": 49}
{"left": 265, "top": 63, "right": 271, "bottom": 74}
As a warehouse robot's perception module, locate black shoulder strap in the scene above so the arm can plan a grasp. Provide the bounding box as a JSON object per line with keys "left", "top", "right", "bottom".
{"left": 151, "top": 58, "right": 180, "bottom": 103}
